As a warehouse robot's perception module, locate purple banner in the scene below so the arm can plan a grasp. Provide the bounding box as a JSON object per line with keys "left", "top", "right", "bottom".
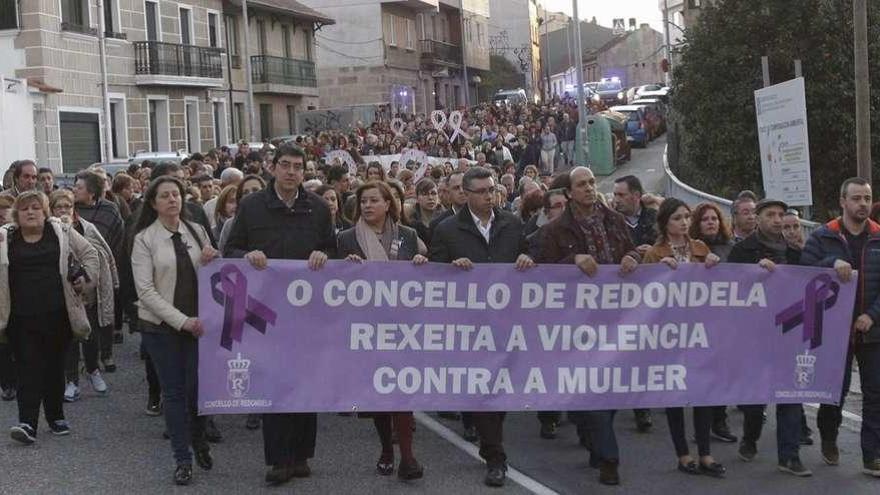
{"left": 197, "top": 260, "right": 855, "bottom": 414}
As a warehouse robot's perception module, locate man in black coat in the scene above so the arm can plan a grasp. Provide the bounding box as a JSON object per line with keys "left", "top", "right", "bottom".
{"left": 800, "top": 177, "right": 880, "bottom": 475}
{"left": 611, "top": 175, "right": 657, "bottom": 432}
{"left": 427, "top": 171, "right": 467, "bottom": 243}
{"left": 429, "top": 166, "right": 535, "bottom": 488}
{"left": 728, "top": 198, "right": 811, "bottom": 477}
{"left": 224, "top": 145, "right": 335, "bottom": 486}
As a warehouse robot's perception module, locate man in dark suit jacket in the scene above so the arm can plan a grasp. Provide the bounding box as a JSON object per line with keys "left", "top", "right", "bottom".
{"left": 429, "top": 166, "right": 535, "bottom": 488}
{"left": 427, "top": 171, "right": 467, "bottom": 244}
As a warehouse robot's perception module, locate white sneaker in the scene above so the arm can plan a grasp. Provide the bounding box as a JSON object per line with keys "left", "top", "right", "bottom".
{"left": 63, "top": 382, "right": 80, "bottom": 402}
{"left": 88, "top": 370, "right": 108, "bottom": 394}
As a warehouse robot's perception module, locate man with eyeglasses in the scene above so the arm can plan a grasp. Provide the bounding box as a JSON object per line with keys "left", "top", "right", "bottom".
{"left": 225, "top": 144, "right": 336, "bottom": 487}
{"left": 429, "top": 166, "right": 535, "bottom": 487}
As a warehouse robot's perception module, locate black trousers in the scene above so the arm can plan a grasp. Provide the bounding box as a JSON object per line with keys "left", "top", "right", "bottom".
{"left": 667, "top": 407, "right": 712, "bottom": 457}
{"left": 262, "top": 413, "right": 317, "bottom": 466}
{"left": 7, "top": 310, "right": 72, "bottom": 430}
{"left": 473, "top": 412, "right": 506, "bottom": 467}
{"left": 0, "top": 341, "right": 15, "bottom": 391}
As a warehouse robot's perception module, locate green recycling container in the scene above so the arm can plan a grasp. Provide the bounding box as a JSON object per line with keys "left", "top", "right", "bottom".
{"left": 586, "top": 115, "right": 614, "bottom": 176}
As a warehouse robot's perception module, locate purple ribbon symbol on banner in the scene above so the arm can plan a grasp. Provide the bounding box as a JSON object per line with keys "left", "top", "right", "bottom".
{"left": 775, "top": 273, "right": 839, "bottom": 349}
{"left": 211, "top": 264, "right": 278, "bottom": 351}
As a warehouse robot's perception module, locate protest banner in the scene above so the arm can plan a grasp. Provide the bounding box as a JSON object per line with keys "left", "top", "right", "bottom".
{"left": 198, "top": 261, "right": 854, "bottom": 415}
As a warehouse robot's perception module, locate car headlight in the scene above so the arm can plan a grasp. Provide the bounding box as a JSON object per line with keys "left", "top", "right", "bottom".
{"left": 617, "top": 92, "right": 624, "bottom": 100}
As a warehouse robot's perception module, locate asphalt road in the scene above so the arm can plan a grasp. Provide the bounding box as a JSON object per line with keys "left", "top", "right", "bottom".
{"left": 1, "top": 136, "right": 875, "bottom": 494}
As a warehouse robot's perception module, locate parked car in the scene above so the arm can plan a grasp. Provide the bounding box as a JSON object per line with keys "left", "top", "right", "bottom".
{"left": 592, "top": 78, "right": 626, "bottom": 106}
{"left": 129, "top": 150, "right": 190, "bottom": 166}
{"left": 226, "top": 142, "right": 276, "bottom": 158}
{"left": 609, "top": 105, "right": 650, "bottom": 148}
{"left": 635, "top": 84, "right": 670, "bottom": 103}
{"left": 630, "top": 99, "right": 667, "bottom": 136}
{"left": 493, "top": 88, "right": 528, "bottom": 106}
{"left": 88, "top": 161, "right": 131, "bottom": 177}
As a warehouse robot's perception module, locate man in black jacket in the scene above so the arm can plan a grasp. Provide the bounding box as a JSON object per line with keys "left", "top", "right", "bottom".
{"left": 728, "top": 198, "right": 811, "bottom": 477}
{"left": 429, "top": 166, "right": 535, "bottom": 488}
{"left": 224, "top": 145, "right": 335, "bottom": 486}
{"left": 427, "top": 171, "right": 467, "bottom": 242}
{"left": 611, "top": 175, "right": 657, "bottom": 433}
{"left": 801, "top": 177, "right": 880, "bottom": 477}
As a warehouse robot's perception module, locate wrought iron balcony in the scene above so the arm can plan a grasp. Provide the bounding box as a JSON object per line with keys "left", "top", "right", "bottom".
{"left": 420, "top": 39, "right": 462, "bottom": 66}
{"left": 133, "top": 41, "right": 224, "bottom": 85}
{"left": 251, "top": 55, "right": 317, "bottom": 88}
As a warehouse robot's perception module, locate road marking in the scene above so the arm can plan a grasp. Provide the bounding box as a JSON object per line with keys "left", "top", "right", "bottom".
{"left": 804, "top": 403, "right": 863, "bottom": 433}
{"left": 646, "top": 168, "right": 656, "bottom": 172}
{"left": 414, "top": 412, "right": 560, "bottom": 495}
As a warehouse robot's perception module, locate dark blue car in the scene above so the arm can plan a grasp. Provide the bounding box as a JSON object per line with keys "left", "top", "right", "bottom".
{"left": 610, "top": 105, "right": 649, "bottom": 148}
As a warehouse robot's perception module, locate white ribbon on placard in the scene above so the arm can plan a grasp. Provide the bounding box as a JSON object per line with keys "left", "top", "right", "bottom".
{"left": 390, "top": 117, "right": 406, "bottom": 137}
{"left": 324, "top": 149, "right": 357, "bottom": 175}
{"left": 429, "top": 110, "right": 470, "bottom": 143}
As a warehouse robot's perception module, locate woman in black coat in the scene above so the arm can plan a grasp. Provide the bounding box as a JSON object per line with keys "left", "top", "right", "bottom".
{"left": 336, "top": 180, "right": 426, "bottom": 481}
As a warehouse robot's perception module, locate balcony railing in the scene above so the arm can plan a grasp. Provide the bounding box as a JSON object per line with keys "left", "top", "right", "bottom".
{"left": 251, "top": 55, "right": 316, "bottom": 87}
{"left": 134, "top": 41, "right": 223, "bottom": 79}
{"left": 420, "top": 39, "right": 462, "bottom": 66}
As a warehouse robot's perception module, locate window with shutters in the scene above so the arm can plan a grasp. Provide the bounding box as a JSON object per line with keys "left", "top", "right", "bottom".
{"left": 405, "top": 18, "right": 415, "bottom": 50}
{"left": 61, "top": 0, "right": 90, "bottom": 33}
{"left": 0, "top": 0, "right": 17, "bottom": 30}
{"left": 383, "top": 13, "right": 395, "bottom": 46}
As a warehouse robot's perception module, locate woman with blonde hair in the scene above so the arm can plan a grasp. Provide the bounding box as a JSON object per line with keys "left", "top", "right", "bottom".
{"left": 49, "top": 189, "right": 118, "bottom": 402}
{"left": 1, "top": 191, "right": 98, "bottom": 444}
{"left": 212, "top": 185, "right": 238, "bottom": 241}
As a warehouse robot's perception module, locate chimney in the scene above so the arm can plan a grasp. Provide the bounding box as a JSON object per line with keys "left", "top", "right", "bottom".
{"left": 640, "top": 23, "right": 650, "bottom": 29}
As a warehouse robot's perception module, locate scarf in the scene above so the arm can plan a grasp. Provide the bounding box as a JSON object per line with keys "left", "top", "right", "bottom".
{"left": 756, "top": 228, "right": 789, "bottom": 260}
{"left": 355, "top": 216, "right": 399, "bottom": 261}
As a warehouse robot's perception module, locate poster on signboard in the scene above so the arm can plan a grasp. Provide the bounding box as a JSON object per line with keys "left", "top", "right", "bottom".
{"left": 754, "top": 77, "right": 813, "bottom": 207}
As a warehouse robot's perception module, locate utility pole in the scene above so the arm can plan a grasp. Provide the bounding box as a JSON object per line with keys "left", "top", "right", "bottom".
{"left": 572, "top": 0, "right": 587, "bottom": 165}
{"left": 459, "top": 0, "right": 470, "bottom": 107}
{"left": 854, "top": 0, "right": 871, "bottom": 181}
{"left": 663, "top": 0, "right": 672, "bottom": 85}
{"left": 96, "top": 0, "right": 113, "bottom": 161}
{"left": 242, "top": 0, "right": 256, "bottom": 141}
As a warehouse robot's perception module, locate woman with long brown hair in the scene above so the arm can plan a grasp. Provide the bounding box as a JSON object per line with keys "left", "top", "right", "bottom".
{"left": 337, "top": 181, "right": 426, "bottom": 480}
{"left": 644, "top": 198, "right": 725, "bottom": 478}
{"left": 688, "top": 202, "right": 734, "bottom": 261}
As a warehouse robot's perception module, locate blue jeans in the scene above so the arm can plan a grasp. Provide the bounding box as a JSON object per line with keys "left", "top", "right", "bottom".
{"left": 570, "top": 410, "right": 619, "bottom": 461}
{"left": 818, "top": 342, "right": 880, "bottom": 462}
{"left": 741, "top": 403, "right": 802, "bottom": 463}
{"left": 141, "top": 329, "right": 207, "bottom": 465}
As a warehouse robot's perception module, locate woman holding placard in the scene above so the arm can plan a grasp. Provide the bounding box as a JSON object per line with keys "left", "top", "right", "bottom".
{"left": 337, "top": 181, "right": 426, "bottom": 481}
{"left": 643, "top": 197, "right": 727, "bottom": 478}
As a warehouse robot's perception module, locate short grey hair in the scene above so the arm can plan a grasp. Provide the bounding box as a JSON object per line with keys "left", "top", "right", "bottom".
{"left": 220, "top": 167, "right": 244, "bottom": 184}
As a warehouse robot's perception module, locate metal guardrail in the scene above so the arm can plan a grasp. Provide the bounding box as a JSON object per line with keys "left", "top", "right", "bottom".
{"left": 662, "top": 145, "right": 820, "bottom": 235}
{"left": 134, "top": 41, "right": 224, "bottom": 79}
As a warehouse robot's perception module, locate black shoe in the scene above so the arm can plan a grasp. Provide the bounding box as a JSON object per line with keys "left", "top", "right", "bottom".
{"left": 463, "top": 426, "right": 478, "bottom": 442}
{"left": 48, "top": 420, "right": 70, "bottom": 436}
{"left": 102, "top": 358, "right": 116, "bottom": 373}
{"left": 0, "top": 387, "right": 15, "bottom": 401}
{"left": 437, "top": 411, "right": 461, "bottom": 421}
{"left": 398, "top": 459, "right": 424, "bottom": 480}
{"left": 635, "top": 410, "right": 653, "bottom": 433}
{"left": 265, "top": 464, "right": 295, "bottom": 486}
{"left": 677, "top": 460, "right": 700, "bottom": 475}
{"left": 291, "top": 460, "right": 311, "bottom": 478}
{"left": 700, "top": 461, "right": 726, "bottom": 478}
{"left": 145, "top": 397, "right": 162, "bottom": 417}
{"left": 599, "top": 459, "right": 620, "bottom": 485}
{"left": 377, "top": 457, "right": 394, "bottom": 476}
{"left": 738, "top": 440, "right": 757, "bottom": 462}
{"left": 484, "top": 465, "right": 506, "bottom": 487}
{"left": 711, "top": 422, "right": 738, "bottom": 443}
{"left": 10, "top": 423, "right": 36, "bottom": 445}
{"left": 245, "top": 414, "right": 261, "bottom": 430}
{"left": 204, "top": 418, "right": 222, "bottom": 443}
{"left": 778, "top": 458, "right": 812, "bottom": 477}
{"left": 799, "top": 434, "right": 814, "bottom": 446}
{"left": 539, "top": 422, "right": 558, "bottom": 439}
{"left": 194, "top": 449, "right": 213, "bottom": 470}
{"left": 173, "top": 464, "right": 193, "bottom": 485}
